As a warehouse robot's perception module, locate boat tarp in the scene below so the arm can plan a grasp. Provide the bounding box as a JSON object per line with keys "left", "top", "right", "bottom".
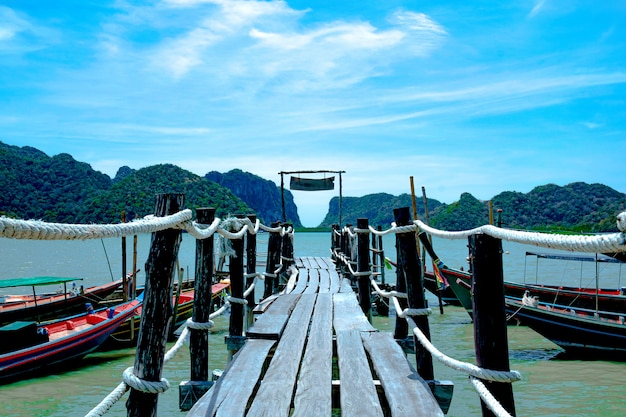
{"left": 290, "top": 176, "right": 335, "bottom": 191}
{"left": 525, "top": 251, "right": 625, "bottom": 264}
{"left": 0, "top": 276, "right": 83, "bottom": 289}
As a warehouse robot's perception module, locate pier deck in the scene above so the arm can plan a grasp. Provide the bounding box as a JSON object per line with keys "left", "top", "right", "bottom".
{"left": 186, "top": 256, "right": 443, "bottom": 417}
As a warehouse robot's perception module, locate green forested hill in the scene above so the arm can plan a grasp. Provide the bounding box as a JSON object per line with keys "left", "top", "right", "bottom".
{"left": 0, "top": 142, "right": 285, "bottom": 224}
{"left": 319, "top": 193, "right": 443, "bottom": 227}
{"left": 206, "top": 169, "right": 302, "bottom": 227}
{"left": 320, "top": 184, "right": 626, "bottom": 233}
{"left": 75, "top": 164, "right": 251, "bottom": 223}
{"left": 2, "top": 141, "right": 624, "bottom": 232}
{"left": 0, "top": 143, "right": 112, "bottom": 222}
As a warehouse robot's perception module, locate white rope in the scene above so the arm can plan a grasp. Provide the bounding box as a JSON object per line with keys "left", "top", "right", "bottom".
{"left": 227, "top": 296, "right": 248, "bottom": 305}
{"left": 1, "top": 210, "right": 193, "bottom": 240}
{"left": 469, "top": 377, "right": 514, "bottom": 417}
{"left": 415, "top": 219, "right": 626, "bottom": 253}
{"left": 84, "top": 382, "right": 129, "bottom": 417}
{"left": 122, "top": 367, "right": 170, "bottom": 394}
{"left": 370, "top": 278, "right": 407, "bottom": 299}
{"left": 84, "top": 295, "right": 231, "bottom": 417}
{"left": 406, "top": 316, "right": 521, "bottom": 383}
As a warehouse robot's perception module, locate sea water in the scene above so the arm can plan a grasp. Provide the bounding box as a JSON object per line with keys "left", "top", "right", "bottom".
{"left": 0, "top": 232, "right": 624, "bottom": 416}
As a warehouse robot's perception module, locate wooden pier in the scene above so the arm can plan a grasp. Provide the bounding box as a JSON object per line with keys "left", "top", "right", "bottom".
{"left": 186, "top": 256, "right": 444, "bottom": 417}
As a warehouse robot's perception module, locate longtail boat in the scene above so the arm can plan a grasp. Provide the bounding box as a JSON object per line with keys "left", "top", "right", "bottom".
{"left": 505, "top": 294, "right": 626, "bottom": 359}
{"left": 0, "top": 296, "right": 141, "bottom": 383}
{"left": 101, "top": 280, "right": 230, "bottom": 349}
{"left": 0, "top": 276, "right": 123, "bottom": 325}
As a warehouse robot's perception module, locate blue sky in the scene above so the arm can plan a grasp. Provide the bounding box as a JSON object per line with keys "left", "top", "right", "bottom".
{"left": 1, "top": 1, "right": 625, "bottom": 227}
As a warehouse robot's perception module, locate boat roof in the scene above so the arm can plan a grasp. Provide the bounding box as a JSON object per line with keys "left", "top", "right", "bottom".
{"left": 525, "top": 251, "right": 625, "bottom": 264}
{"left": 0, "top": 276, "right": 83, "bottom": 289}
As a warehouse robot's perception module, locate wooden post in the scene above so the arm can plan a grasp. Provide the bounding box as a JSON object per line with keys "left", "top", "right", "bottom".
{"left": 469, "top": 233, "right": 516, "bottom": 417}
{"left": 127, "top": 193, "right": 184, "bottom": 417}
{"left": 245, "top": 214, "right": 257, "bottom": 330}
{"left": 356, "top": 218, "right": 371, "bottom": 319}
{"left": 280, "top": 222, "right": 294, "bottom": 286}
{"left": 264, "top": 221, "right": 282, "bottom": 298}
{"left": 122, "top": 211, "right": 128, "bottom": 302}
{"left": 226, "top": 217, "right": 245, "bottom": 358}
{"left": 393, "top": 227, "right": 408, "bottom": 341}
{"left": 179, "top": 207, "right": 216, "bottom": 411}
{"left": 393, "top": 206, "right": 434, "bottom": 380}
{"left": 377, "top": 226, "right": 385, "bottom": 285}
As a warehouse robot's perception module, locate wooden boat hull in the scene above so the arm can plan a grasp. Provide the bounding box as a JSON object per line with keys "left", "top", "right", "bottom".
{"left": 0, "top": 298, "right": 140, "bottom": 383}
{"left": 0, "top": 279, "right": 123, "bottom": 325}
{"left": 505, "top": 297, "right": 626, "bottom": 358}
{"left": 503, "top": 281, "right": 626, "bottom": 312}
{"left": 101, "top": 281, "right": 230, "bottom": 349}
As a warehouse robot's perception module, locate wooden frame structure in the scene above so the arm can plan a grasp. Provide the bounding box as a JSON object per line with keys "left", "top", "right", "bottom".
{"left": 279, "top": 170, "right": 346, "bottom": 227}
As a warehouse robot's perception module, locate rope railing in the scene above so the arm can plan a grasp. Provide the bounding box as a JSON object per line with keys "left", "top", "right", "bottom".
{"left": 0, "top": 210, "right": 294, "bottom": 243}
{"left": 334, "top": 219, "right": 578, "bottom": 417}
{"left": 3, "top": 211, "right": 297, "bottom": 417}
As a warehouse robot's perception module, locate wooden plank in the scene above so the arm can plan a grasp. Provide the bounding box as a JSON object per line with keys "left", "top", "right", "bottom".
{"left": 295, "top": 257, "right": 307, "bottom": 268}
{"left": 333, "top": 292, "right": 376, "bottom": 333}
{"left": 292, "top": 268, "right": 309, "bottom": 294}
{"left": 339, "top": 277, "right": 353, "bottom": 293}
{"left": 247, "top": 294, "right": 300, "bottom": 339}
{"left": 328, "top": 268, "right": 341, "bottom": 294}
{"left": 187, "top": 339, "right": 276, "bottom": 417}
{"left": 253, "top": 293, "right": 279, "bottom": 315}
{"left": 282, "top": 267, "right": 299, "bottom": 294}
{"left": 292, "top": 293, "right": 333, "bottom": 417}
{"left": 361, "top": 332, "right": 444, "bottom": 417}
{"left": 336, "top": 330, "right": 384, "bottom": 417}
{"left": 247, "top": 295, "right": 318, "bottom": 417}
{"left": 318, "top": 269, "right": 331, "bottom": 293}
{"left": 303, "top": 269, "right": 320, "bottom": 294}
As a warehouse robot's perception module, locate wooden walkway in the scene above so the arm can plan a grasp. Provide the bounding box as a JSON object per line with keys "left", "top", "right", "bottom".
{"left": 186, "top": 256, "right": 443, "bottom": 417}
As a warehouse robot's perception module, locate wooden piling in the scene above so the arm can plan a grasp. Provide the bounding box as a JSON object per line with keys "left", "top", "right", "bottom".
{"left": 127, "top": 193, "right": 184, "bottom": 417}
{"left": 226, "top": 217, "right": 245, "bottom": 357}
{"left": 393, "top": 207, "right": 434, "bottom": 380}
{"left": 356, "top": 218, "right": 371, "bottom": 319}
{"left": 469, "top": 233, "right": 516, "bottom": 417}
{"left": 245, "top": 214, "right": 257, "bottom": 329}
{"left": 264, "top": 221, "right": 282, "bottom": 298}
{"left": 179, "top": 207, "right": 216, "bottom": 411}
{"left": 281, "top": 222, "right": 294, "bottom": 278}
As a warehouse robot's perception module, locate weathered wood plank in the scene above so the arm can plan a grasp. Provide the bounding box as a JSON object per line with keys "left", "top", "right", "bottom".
{"left": 328, "top": 267, "right": 341, "bottom": 294}
{"left": 247, "top": 295, "right": 318, "bottom": 417}
{"left": 187, "top": 339, "right": 275, "bottom": 417}
{"left": 336, "top": 330, "right": 384, "bottom": 417}
{"left": 333, "top": 292, "right": 376, "bottom": 333}
{"left": 246, "top": 294, "right": 301, "bottom": 339}
{"left": 253, "top": 293, "right": 279, "bottom": 315}
{"left": 318, "top": 268, "right": 331, "bottom": 293}
{"left": 292, "top": 293, "right": 333, "bottom": 417}
{"left": 292, "top": 268, "right": 310, "bottom": 294}
{"left": 303, "top": 269, "right": 320, "bottom": 294}
{"left": 361, "top": 332, "right": 444, "bottom": 417}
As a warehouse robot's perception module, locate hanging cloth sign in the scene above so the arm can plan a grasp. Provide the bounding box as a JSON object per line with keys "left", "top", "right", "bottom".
{"left": 290, "top": 176, "right": 335, "bottom": 191}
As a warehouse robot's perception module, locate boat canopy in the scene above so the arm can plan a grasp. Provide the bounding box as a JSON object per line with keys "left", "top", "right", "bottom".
{"left": 0, "top": 276, "right": 83, "bottom": 289}
{"left": 525, "top": 251, "right": 625, "bottom": 264}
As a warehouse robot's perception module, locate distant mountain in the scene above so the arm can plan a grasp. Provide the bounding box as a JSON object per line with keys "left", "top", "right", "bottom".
{"left": 0, "top": 141, "right": 287, "bottom": 224}
{"left": 321, "top": 184, "right": 625, "bottom": 233}
{"left": 2, "top": 141, "right": 624, "bottom": 232}
{"left": 0, "top": 142, "right": 112, "bottom": 222}
{"left": 76, "top": 164, "right": 251, "bottom": 223}
{"left": 205, "top": 169, "right": 302, "bottom": 228}
{"left": 319, "top": 193, "right": 443, "bottom": 227}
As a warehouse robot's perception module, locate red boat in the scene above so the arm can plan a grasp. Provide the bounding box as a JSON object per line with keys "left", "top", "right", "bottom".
{"left": 0, "top": 276, "right": 123, "bottom": 325}
{"left": 0, "top": 297, "right": 141, "bottom": 383}
{"left": 102, "top": 280, "right": 230, "bottom": 349}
